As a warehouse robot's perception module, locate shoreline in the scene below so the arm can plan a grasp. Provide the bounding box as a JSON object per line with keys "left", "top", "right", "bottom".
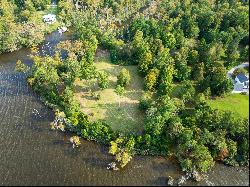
{"left": 0, "top": 29, "right": 249, "bottom": 185}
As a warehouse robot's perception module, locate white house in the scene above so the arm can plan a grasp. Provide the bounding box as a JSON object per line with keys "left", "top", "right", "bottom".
{"left": 227, "top": 62, "right": 249, "bottom": 94}
{"left": 43, "top": 14, "right": 56, "bottom": 24}
{"left": 233, "top": 73, "right": 249, "bottom": 92}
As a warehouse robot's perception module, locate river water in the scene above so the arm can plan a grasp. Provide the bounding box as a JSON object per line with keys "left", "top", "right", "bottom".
{"left": 0, "top": 31, "right": 249, "bottom": 186}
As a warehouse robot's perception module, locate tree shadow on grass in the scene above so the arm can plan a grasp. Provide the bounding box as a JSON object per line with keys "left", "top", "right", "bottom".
{"left": 100, "top": 65, "right": 121, "bottom": 76}
{"left": 96, "top": 102, "right": 145, "bottom": 135}
{"left": 73, "top": 79, "right": 99, "bottom": 94}
{"left": 81, "top": 94, "right": 98, "bottom": 101}
{"left": 73, "top": 83, "right": 88, "bottom": 93}
{"left": 124, "top": 89, "right": 144, "bottom": 101}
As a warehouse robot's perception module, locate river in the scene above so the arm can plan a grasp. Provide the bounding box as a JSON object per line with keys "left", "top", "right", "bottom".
{"left": 0, "top": 31, "right": 249, "bottom": 186}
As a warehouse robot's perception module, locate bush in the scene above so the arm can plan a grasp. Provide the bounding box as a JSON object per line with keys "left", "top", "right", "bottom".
{"left": 97, "top": 71, "right": 109, "bottom": 90}
{"left": 109, "top": 137, "right": 135, "bottom": 168}
{"left": 139, "top": 92, "right": 153, "bottom": 110}
{"left": 117, "top": 68, "right": 131, "bottom": 87}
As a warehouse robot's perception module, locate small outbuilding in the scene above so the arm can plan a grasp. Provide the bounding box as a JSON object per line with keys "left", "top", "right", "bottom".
{"left": 43, "top": 14, "right": 56, "bottom": 24}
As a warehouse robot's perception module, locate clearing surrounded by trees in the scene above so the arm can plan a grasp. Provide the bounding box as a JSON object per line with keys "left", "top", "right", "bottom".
{"left": 7, "top": 0, "right": 249, "bottom": 181}
{"left": 74, "top": 49, "right": 145, "bottom": 134}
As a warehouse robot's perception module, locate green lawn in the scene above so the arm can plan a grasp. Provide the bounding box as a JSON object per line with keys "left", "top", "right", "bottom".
{"left": 207, "top": 94, "right": 249, "bottom": 118}
{"left": 74, "top": 49, "right": 145, "bottom": 134}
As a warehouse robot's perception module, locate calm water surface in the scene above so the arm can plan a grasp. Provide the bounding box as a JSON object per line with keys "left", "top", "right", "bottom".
{"left": 0, "top": 31, "right": 249, "bottom": 186}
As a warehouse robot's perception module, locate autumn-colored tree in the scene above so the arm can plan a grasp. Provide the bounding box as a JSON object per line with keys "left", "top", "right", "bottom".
{"left": 145, "top": 68, "right": 159, "bottom": 91}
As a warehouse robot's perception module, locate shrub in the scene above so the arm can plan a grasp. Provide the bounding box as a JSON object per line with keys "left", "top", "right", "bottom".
{"left": 117, "top": 68, "right": 131, "bottom": 87}
{"left": 109, "top": 137, "right": 135, "bottom": 168}
{"left": 97, "top": 71, "right": 109, "bottom": 89}
{"left": 139, "top": 92, "right": 153, "bottom": 110}
{"left": 70, "top": 136, "right": 81, "bottom": 148}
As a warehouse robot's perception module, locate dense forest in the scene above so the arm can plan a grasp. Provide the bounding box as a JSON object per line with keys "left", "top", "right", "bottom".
{"left": 4, "top": 0, "right": 249, "bottom": 180}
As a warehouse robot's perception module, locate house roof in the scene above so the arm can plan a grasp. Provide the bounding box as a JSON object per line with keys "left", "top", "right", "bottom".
{"left": 236, "top": 73, "right": 249, "bottom": 83}
{"left": 234, "top": 83, "right": 244, "bottom": 91}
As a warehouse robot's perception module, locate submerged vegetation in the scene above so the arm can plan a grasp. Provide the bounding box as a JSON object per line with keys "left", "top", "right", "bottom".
{"left": 13, "top": 0, "right": 249, "bottom": 180}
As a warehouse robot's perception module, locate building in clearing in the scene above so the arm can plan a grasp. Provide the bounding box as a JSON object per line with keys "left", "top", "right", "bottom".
{"left": 43, "top": 14, "right": 56, "bottom": 24}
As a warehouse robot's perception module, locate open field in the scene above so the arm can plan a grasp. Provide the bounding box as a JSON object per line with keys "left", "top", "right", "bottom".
{"left": 74, "top": 49, "right": 145, "bottom": 134}
{"left": 207, "top": 94, "right": 249, "bottom": 118}
{"left": 172, "top": 83, "right": 249, "bottom": 118}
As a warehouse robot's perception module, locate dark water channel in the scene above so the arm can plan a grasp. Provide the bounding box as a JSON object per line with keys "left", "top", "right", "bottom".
{"left": 0, "top": 31, "right": 249, "bottom": 186}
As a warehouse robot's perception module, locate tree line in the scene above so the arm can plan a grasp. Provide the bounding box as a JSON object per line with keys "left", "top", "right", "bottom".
{"left": 15, "top": 0, "right": 249, "bottom": 178}
{"left": 0, "top": 0, "right": 56, "bottom": 54}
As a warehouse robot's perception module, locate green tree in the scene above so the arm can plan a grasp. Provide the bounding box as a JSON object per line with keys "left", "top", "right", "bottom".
{"left": 97, "top": 71, "right": 109, "bottom": 89}
{"left": 138, "top": 50, "right": 153, "bottom": 75}
{"left": 205, "top": 61, "right": 233, "bottom": 96}
{"left": 158, "top": 64, "right": 175, "bottom": 95}
{"left": 174, "top": 48, "right": 191, "bottom": 82}
{"left": 187, "top": 49, "right": 199, "bottom": 66}
{"left": 240, "top": 45, "right": 249, "bottom": 61}
{"left": 176, "top": 140, "right": 215, "bottom": 173}
{"left": 117, "top": 68, "right": 131, "bottom": 87}
{"left": 181, "top": 15, "right": 200, "bottom": 38}
{"left": 139, "top": 92, "right": 153, "bottom": 110}
{"left": 179, "top": 80, "right": 196, "bottom": 103}
{"left": 131, "top": 30, "right": 151, "bottom": 66}
{"left": 58, "top": 0, "right": 74, "bottom": 26}
{"left": 145, "top": 68, "right": 159, "bottom": 91}
{"left": 109, "top": 137, "right": 135, "bottom": 168}
{"left": 192, "top": 62, "right": 204, "bottom": 81}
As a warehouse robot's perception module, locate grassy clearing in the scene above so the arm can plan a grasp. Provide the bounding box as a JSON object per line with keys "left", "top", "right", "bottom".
{"left": 207, "top": 94, "right": 249, "bottom": 118}
{"left": 74, "top": 49, "right": 145, "bottom": 134}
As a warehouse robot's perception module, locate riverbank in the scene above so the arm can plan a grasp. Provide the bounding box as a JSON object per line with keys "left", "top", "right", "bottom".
{"left": 0, "top": 1, "right": 60, "bottom": 55}
{"left": 0, "top": 30, "right": 249, "bottom": 186}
